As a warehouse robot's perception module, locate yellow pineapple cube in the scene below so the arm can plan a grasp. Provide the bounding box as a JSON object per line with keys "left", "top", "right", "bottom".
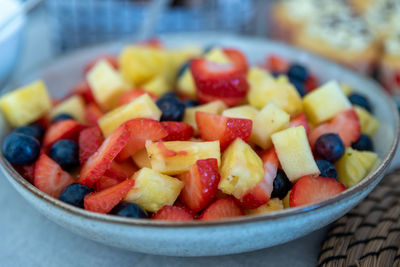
{"left": 142, "top": 76, "right": 171, "bottom": 97}
{"left": 183, "top": 100, "right": 227, "bottom": 132}
{"left": 132, "top": 148, "right": 151, "bottom": 168}
{"left": 50, "top": 95, "right": 86, "bottom": 124}
{"left": 303, "top": 80, "right": 351, "bottom": 125}
{"left": 340, "top": 83, "right": 354, "bottom": 96}
{"left": 271, "top": 126, "right": 320, "bottom": 181}
{"left": 222, "top": 105, "right": 258, "bottom": 121}
{"left": 245, "top": 198, "right": 284, "bottom": 215}
{"left": 204, "top": 48, "right": 231, "bottom": 63}
{"left": 354, "top": 106, "right": 379, "bottom": 136}
{"left": 87, "top": 60, "right": 129, "bottom": 111}
{"left": 98, "top": 94, "right": 161, "bottom": 137}
{"left": 283, "top": 190, "right": 291, "bottom": 209}
{"left": 146, "top": 140, "right": 220, "bottom": 175}
{"left": 0, "top": 80, "right": 51, "bottom": 127}
{"left": 124, "top": 168, "right": 184, "bottom": 212}
{"left": 165, "top": 47, "right": 202, "bottom": 83}
{"left": 251, "top": 103, "right": 290, "bottom": 149}
{"left": 219, "top": 138, "right": 264, "bottom": 199}
{"left": 275, "top": 75, "right": 289, "bottom": 84}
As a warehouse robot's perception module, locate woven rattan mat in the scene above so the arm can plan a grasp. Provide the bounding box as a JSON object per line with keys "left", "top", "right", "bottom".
{"left": 318, "top": 170, "right": 400, "bottom": 267}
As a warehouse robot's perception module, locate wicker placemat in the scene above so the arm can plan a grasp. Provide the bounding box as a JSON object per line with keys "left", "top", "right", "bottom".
{"left": 318, "top": 171, "right": 400, "bottom": 267}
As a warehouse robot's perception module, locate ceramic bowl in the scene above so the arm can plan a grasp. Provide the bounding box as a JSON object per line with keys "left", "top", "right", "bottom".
{"left": 0, "top": 33, "right": 398, "bottom": 256}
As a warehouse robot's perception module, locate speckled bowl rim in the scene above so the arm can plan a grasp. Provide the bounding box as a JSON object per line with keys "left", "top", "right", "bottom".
{"left": 0, "top": 34, "right": 399, "bottom": 228}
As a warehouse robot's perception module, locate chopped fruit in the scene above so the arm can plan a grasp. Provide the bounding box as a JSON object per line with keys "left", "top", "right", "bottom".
{"left": 117, "top": 119, "right": 168, "bottom": 161}
{"left": 314, "top": 133, "right": 345, "bottom": 163}
{"left": 84, "top": 179, "right": 135, "bottom": 214}
{"left": 0, "top": 80, "right": 51, "bottom": 127}
{"left": 49, "top": 140, "right": 79, "bottom": 171}
{"left": 162, "top": 121, "right": 194, "bottom": 141}
{"left": 305, "top": 74, "right": 319, "bottom": 93}
{"left": 309, "top": 109, "right": 361, "bottom": 147}
{"left": 124, "top": 168, "right": 183, "bottom": 212}
{"left": 271, "top": 126, "right": 320, "bottom": 181}
{"left": 85, "top": 103, "right": 104, "bottom": 126}
{"left": 251, "top": 103, "right": 289, "bottom": 149}
{"left": 183, "top": 100, "right": 227, "bottom": 132}
{"left": 59, "top": 183, "right": 93, "bottom": 208}
{"left": 104, "top": 159, "right": 138, "bottom": 181}
{"left": 245, "top": 198, "right": 284, "bottom": 215}
{"left": 79, "top": 126, "right": 104, "bottom": 165}
{"left": 303, "top": 81, "right": 351, "bottom": 125}
{"left": 2, "top": 133, "right": 40, "bottom": 165}
{"left": 156, "top": 94, "right": 185, "bottom": 121}
{"left": 191, "top": 58, "right": 249, "bottom": 106}
{"left": 86, "top": 60, "right": 129, "bottom": 111}
{"left": 152, "top": 205, "right": 193, "bottom": 221}
{"left": 52, "top": 113, "right": 74, "bottom": 123}
{"left": 266, "top": 55, "right": 289, "bottom": 73}
{"left": 200, "top": 198, "right": 244, "bottom": 221}
{"left": 12, "top": 124, "right": 44, "bottom": 141}
{"left": 204, "top": 48, "right": 232, "bottom": 63}
{"left": 222, "top": 105, "right": 258, "bottom": 121}
{"left": 132, "top": 148, "right": 151, "bottom": 168}
{"left": 78, "top": 124, "right": 131, "bottom": 187}
{"left": 98, "top": 94, "right": 162, "bottom": 137}
{"left": 283, "top": 190, "right": 291, "bottom": 209}
{"left": 348, "top": 93, "right": 372, "bottom": 113}
{"left": 289, "top": 176, "right": 346, "bottom": 207}
{"left": 219, "top": 138, "right": 264, "bottom": 199}
{"left": 111, "top": 202, "right": 149, "bottom": 218}
{"left": 50, "top": 95, "right": 86, "bottom": 124}
{"left": 288, "top": 64, "right": 308, "bottom": 82}
{"left": 335, "top": 148, "right": 378, "bottom": 188}
{"left": 142, "top": 76, "right": 171, "bottom": 97}
{"left": 352, "top": 134, "right": 374, "bottom": 152}
{"left": 34, "top": 154, "right": 75, "bottom": 198}
{"left": 146, "top": 140, "right": 220, "bottom": 175}
{"left": 119, "top": 89, "right": 157, "bottom": 106}
{"left": 43, "top": 119, "right": 84, "bottom": 148}
{"left": 271, "top": 169, "right": 292, "bottom": 199}
{"left": 316, "top": 160, "right": 338, "bottom": 179}
{"left": 222, "top": 48, "right": 248, "bottom": 72}
{"left": 340, "top": 83, "right": 354, "bottom": 96}
{"left": 196, "top": 112, "right": 252, "bottom": 150}
{"left": 18, "top": 164, "right": 35, "bottom": 183}
{"left": 84, "top": 55, "right": 118, "bottom": 74}
{"left": 289, "top": 113, "right": 310, "bottom": 134}
{"left": 70, "top": 81, "right": 95, "bottom": 104}
{"left": 354, "top": 106, "right": 379, "bottom": 137}
{"left": 95, "top": 176, "right": 121, "bottom": 192}
{"left": 178, "top": 158, "right": 220, "bottom": 212}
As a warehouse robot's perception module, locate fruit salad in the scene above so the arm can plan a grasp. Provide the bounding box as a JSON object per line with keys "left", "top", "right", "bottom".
{"left": 0, "top": 40, "right": 380, "bottom": 221}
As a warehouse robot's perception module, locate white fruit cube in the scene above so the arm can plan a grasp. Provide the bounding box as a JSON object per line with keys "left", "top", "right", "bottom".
{"left": 132, "top": 148, "right": 151, "bottom": 168}
{"left": 354, "top": 106, "right": 379, "bottom": 137}
{"left": 183, "top": 100, "right": 227, "bottom": 132}
{"left": 222, "top": 105, "right": 258, "bottom": 121}
{"left": 142, "top": 76, "right": 170, "bottom": 97}
{"left": 50, "top": 95, "right": 86, "bottom": 124}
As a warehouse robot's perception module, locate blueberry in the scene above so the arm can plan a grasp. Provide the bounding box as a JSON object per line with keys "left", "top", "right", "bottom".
{"left": 59, "top": 183, "right": 93, "bottom": 208}
{"left": 156, "top": 96, "right": 185, "bottom": 121}
{"left": 352, "top": 134, "right": 374, "bottom": 151}
{"left": 52, "top": 113, "right": 74, "bottom": 123}
{"left": 2, "top": 133, "right": 40, "bottom": 165}
{"left": 287, "top": 64, "right": 308, "bottom": 82}
{"left": 183, "top": 99, "right": 199, "bottom": 108}
{"left": 271, "top": 170, "right": 292, "bottom": 199}
{"left": 272, "top": 72, "right": 284, "bottom": 78}
{"left": 162, "top": 91, "right": 178, "bottom": 99}
{"left": 110, "top": 202, "right": 148, "bottom": 218}
{"left": 177, "top": 60, "right": 191, "bottom": 78}
{"left": 316, "top": 160, "right": 338, "bottom": 179}
{"left": 289, "top": 77, "right": 306, "bottom": 97}
{"left": 12, "top": 124, "right": 44, "bottom": 141}
{"left": 315, "top": 133, "right": 345, "bottom": 163}
{"left": 49, "top": 139, "right": 79, "bottom": 170}
{"left": 348, "top": 93, "right": 372, "bottom": 113}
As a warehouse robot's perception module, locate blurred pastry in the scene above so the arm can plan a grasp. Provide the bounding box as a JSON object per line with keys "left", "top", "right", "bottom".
{"left": 379, "top": 30, "right": 400, "bottom": 94}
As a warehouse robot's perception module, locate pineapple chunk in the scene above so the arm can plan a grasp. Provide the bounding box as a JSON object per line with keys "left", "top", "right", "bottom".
{"left": 354, "top": 106, "right": 379, "bottom": 136}
{"left": 165, "top": 47, "right": 202, "bottom": 83}
{"left": 340, "top": 83, "right": 354, "bottom": 96}
{"left": 50, "top": 95, "right": 86, "bottom": 124}
{"left": 142, "top": 75, "right": 171, "bottom": 97}
{"left": 146, "top": 140, "right": 220, "bottom": 175}
{"left": 132, "top": 148, "right": 151, "bottom": 168}
{"left": 336, "top": 148, "right": 378, "bottom": 188}
{"left": 204, "top": 48, "right": 231, "bottom": 63}
{"left": 219, "top": 138, "right": 264, "bottom": 199}
{"left": 222, "top": 105, "right": 258, "bottom": 121}
{"left": 245, "top": 198, "right": 284, "bottom": 215}
{"left": 275, "top": 75, "right": 289, "bottom": 84}
{"left": 124, "top": 168, "right": 184, "bottom": 212}
{"left": 0, "top": 80, "right": 51, "bottom": 127}
{"left": 98, "top": 94, "right": 161, "bottom": 137}
{"left": 271, "top": 126, "right": 320, "bottom": 181}
{"left": 283, "top": 190, "right": 291, "bottom": 209}
{"left": 87, "top": 60, "right": 129, "bottom": 111}
{"left": 251, "top": 103, "right": 290, "bottom": 149}
{"left": 183, "top": 100, "right": 227, "bottom": 132}
{"left": 303, "top": 80, "right": 351, "bottom": 124}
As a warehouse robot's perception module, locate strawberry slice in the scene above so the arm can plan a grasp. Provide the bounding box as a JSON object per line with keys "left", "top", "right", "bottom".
{"left": 84, "top": 178, "right": 134, "bottom": 213}
{"left": 289, "top": 113, "right": 310, "bottom": 134}
{"left": 151, "top": 205, "right": 194, "bottom": 221}
{"left": 85, "top": 103, "right": 104, "bottom": 126}
{"left": 289, "top": 176, "right": 346, "bottom": 207}
{"left": 84, "top": 55, "right": 118, "bottom": 74}
{"left": 305, "top": 74, "right": 319, "bottom": 93}
{"left": 196, "top": 111, "right": 252, "bottom": 150}
{"left": 162, "top": 121, "right": 194, "bottom": 141}
{"left": 34, "top": 154, "right": 75, "bottom": 198}
{"left": 16, "top": 164, "right": 35, "bottom": 183}
{"left": 79, "top": 126, "right": 104, "bottom": 165}
{"left": 117, "top": 119, "right": 168, "bottom": 161}
{"left": 119, "top": 89, "right": 158, "bottom": 106}
{"left": 104, "top": 159, "right": 138, "bottom": 180}
{"left": 200, "top": 198, "right": 244, "bottom": 221}
{"left": 157, "top": 140, "right": 188, "bottom": 157}
{"left": 239, "top": 148, "right": 279, "bottom": 209}
{"left": 309, "top": 109, "right": 361, "bottom": 147}
{"left": 190, "top": 58, "right": 249, "bottom": 107}
{"left": 266, "top": 54, "right": 289, "bottom": 73}
{"left": 222, "top": 48, "right": 248, "bottom": 73}
{"left": 95, "top": 176, "right": 121, "bottom": 192}
{"left": 178, "top": 158, "right": 220, "bottom": 212}
{"left": 70, "top": 80, "right": 95, "bottom": 104}
{"left": 43, "top": 119, "right": 84, "bottom": 148}
{"left": 78, "top": 124, "right": 131, "bottom": 187}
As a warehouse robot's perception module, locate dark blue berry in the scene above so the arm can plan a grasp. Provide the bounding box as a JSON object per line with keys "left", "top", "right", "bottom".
{"left": 156, "top": 96, "right": 185, "bottom": 121}
{"left": 272, "top": 72, "right": 284, "bottom": 78}
{"left": 271, "top": 170, "right": 292, "bottom": 199}
{"left": 316, "top": 160, "right": 338, "bottom": 179}
{"left": 315, "top": 133, "right": 345, "bottom": 163}
{"left": 12, "top": 124, "right": 44, "bottom": 141}
{"left": 352, "top": 134, "right": 373, "bottom": 151}
{"left": 183, "top": 99, "right": 199, "bottom": 108}
{"left": 49, "top": 139, "right": 79, "bottom": 170}
{"left": 59, "top": 183, "right": 93, "bottom": 208}
{"left": 110, "top": 202, "right": 148, "bottom": 218}
{"left": 52, "top": 113, "right": 74, "bottom": 123}
{"left": 348, "top": 93, "right": 372, "bottom": 113}
{"left": 2, "top": 133, "right": 40, "bottom": 165}
{"left": 287, "top": 64, "right": 308, "bottom": 82}
{"left": 177, "top": 60, "right": 191, "bottom": 78}
{"left": 289, "top": 77, "right": 306, "bottom": 97}
{"left": 162, "top": 91, "right": 178, "bottom": 99}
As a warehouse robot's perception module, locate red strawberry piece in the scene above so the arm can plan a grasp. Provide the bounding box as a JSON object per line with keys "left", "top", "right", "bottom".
{"left": 162, "top": 121, "right": 194, "bottom": 141}
{"left": 79, "top": 126, "right": 104, "bottom": 165}
{"left": 104, "top": 159, "right": 138, "bottom": 181}
{"left": 84, "top": 55, "right": 119, "bottom": 74}
{"left": 289, "top": 176, "right": 346, "bottom": 207}
{"left": 200, "top": 198, "right": 244, "bottom": 221}
{"left": 34, "top": 154, "right": 75, "bottom": 198}
{"left": 84, "top": 178, "right": 135, "bottom": 213}
{"left": 196, "top": 111, "right": 252, "bottom": 150}
{"left": 309, "top": 109, "right": 361, "bottom": 147}
{"left": 85, "top": 103, "right": 104, "bottom": 126}
{"left": 178, "top": 158, "right": 220, "bottom": 212}
{"left": 266, "top": 54, "right": 289, "bottom": 73}
{"left": 35, "top": 116, "right": 51, "bottom": 130}
{"left": 136, "top": 38, "right": 163, "bottom": 48}
{"left": 190, "top": 58, "right": 249, "bottom": 107}
{"left": 289, "top": 113, "right": 310, "bottom": 134}
{"left": 78, "top": 124, "right": 131, "bottom": 187}
{"left": 43, "top": 119, "right": 84, "bottom": 148}
{"left": 95, "top": 176, "right": 121, "bottom": 192}
{"left": 222, "top": 48, "right": 248, "bottom": 73}
{"left": 305, "top": 74, "right": 319, "bottom": 93}
{"left": 70, "top": 81, "right": 95, "bottom": 104}
{"left": 117, "top": 119, "right": 168, "bottom": 161}
{"left": 15, "top": 164, "right": 35, "bottom": 183}
{"left": 119, "top": 89, "right": 158, "bottom": 106}
{"left": 151, "top": 205, "right": 194, "bottom": 221}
